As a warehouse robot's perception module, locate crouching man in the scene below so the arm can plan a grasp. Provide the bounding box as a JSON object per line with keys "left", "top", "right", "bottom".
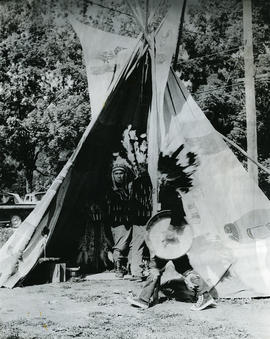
{"left": 127, "top": 148, "right": 217, "bottom": 311}
{"left": 127, "top": 229, "right": 216, "bottom": 311}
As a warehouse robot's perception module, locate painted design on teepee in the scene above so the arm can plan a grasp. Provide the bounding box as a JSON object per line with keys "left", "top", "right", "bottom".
{"left": 90, "top": 47, "right": 128, "bottom": 75}
{"left": 224, "top": 209, "right": 270, "bottom": 243}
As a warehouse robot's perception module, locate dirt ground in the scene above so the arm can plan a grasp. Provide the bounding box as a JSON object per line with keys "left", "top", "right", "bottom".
{"left": 0, "top": 274, "right": 269, "bottom": 339}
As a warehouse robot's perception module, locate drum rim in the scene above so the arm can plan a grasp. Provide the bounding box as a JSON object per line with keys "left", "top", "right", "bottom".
{"left": 146, "top": 210, "right": 171, "bottom": 231}
{"left": 146, "top": 209, "right": 188, "bottom": 231}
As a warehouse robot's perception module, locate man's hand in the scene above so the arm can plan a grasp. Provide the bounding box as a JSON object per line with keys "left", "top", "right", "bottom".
{"left": 169, "top": 224, "right": 185, "bottom": 233}
{"left": 184, "top": 272, "right": 200, "bottom": 290}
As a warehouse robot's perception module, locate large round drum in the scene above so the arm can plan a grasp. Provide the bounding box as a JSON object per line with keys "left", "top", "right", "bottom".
{"left": 145, "top": 210, "right": 193, "bottom": 260}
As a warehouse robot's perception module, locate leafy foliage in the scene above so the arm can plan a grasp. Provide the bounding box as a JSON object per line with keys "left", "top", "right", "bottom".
{"left": 0, "top": 0, "right": 90, "bottom": 194}
{"left": 0, "top": 0, "right": 269, "bottom": 198}
{"left": 177, "top": 0, "right": 270, "bottom": 196}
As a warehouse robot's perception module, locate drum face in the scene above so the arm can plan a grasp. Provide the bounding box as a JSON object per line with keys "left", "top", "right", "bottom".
{"left": 146, "top": 210, "right": 193, "bottom": 260}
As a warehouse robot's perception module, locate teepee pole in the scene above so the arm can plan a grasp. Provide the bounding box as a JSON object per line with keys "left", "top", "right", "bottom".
{"left": 126, "top": 0, "right": 160, "bottom": 214}
{"left": 220, "top": 132, "right": 270, "bottom": 176}
{"left": 146, "top": 0, "right": 160, "bottom": 214}
{"left": 126, "top": 0, "right": 151, "bottom": 45}
{"left": 148, "top": 45, "right": 161, "bottom": 215}
{"left": 146, "top": 0, "right": 161, "bottom": 215}
{"left": 145, "top": 0, "right": 149, "bottom": 32}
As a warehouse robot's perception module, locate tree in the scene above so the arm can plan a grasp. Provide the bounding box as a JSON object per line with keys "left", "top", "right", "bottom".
{"left": 1, "top": 0, "right": 269, "bottom": 197}
{"left": 175, "top": 0, "right": 270, "bottom": 196}
{"left": 0, "top": 0, "right": 90, "bottom": 193}
{"left": 0, "top": 0, "right": 164, "bottom": 193}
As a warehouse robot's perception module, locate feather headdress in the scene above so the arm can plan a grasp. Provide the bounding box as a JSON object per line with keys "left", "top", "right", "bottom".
{"left": 113, "top": 125, "right": 148, "bottom": 178}
{"left": 158, "top": 145, "right": 199, "bottom": 193}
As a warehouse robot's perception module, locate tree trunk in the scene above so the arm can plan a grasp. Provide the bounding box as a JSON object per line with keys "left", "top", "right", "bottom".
{"left": 243, "top": 0, "right": 258, "bottom": 183}
{"left": 25, "top": 169, "right": 33, "bottom": 193}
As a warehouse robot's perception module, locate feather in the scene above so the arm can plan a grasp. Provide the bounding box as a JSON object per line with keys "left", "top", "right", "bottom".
{"left": 158, "top": 144, "right": 199, "bottom": 193}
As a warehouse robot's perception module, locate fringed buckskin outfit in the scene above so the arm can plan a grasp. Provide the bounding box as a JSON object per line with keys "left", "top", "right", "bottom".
{"left": 105, "top": 167, "right": 152, "bottom": 278}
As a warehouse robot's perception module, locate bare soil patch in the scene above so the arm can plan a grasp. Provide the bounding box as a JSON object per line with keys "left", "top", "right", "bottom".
{"left": 0, "top": 277, "right": 269, "bottom": 338}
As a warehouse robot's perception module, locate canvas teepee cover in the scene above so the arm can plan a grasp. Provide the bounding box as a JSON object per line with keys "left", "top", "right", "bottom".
{"left": 0, "top": 0, "right": 270, "bottom": 297}
{"left": 0, "top": 0, "right": 181, "bottom": 288}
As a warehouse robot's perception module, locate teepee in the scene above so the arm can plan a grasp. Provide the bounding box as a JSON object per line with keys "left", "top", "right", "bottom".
{"left": 0, "top": 0, "right": 270, "bottom": 297}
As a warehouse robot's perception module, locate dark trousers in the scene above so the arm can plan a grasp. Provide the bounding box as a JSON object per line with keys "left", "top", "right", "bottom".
{"left": 139, "top": 255, "right": 208, "bottom": 303}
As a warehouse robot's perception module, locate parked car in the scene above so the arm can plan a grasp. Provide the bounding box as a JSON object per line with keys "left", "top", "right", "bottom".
{"left": 23, "top": 192, "right": 46, "bottom": 204}
{"left": 0, "top": 192, "right": 23, "bottom": 205}
{"left": 0, "top": 191, "right": 46, "bottom": 228}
